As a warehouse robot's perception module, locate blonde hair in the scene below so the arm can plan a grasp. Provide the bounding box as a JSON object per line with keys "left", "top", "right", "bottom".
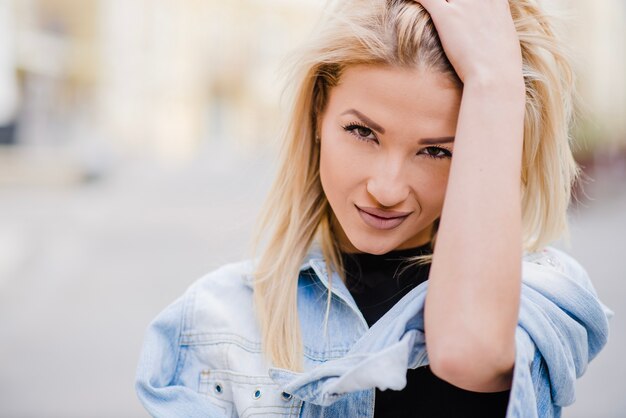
{"left": 252, "top": 0, "right": 579, "bottom": 373}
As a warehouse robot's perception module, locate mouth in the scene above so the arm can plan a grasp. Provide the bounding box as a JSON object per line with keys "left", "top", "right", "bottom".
{"left": 355, "top": 205, "right": 412, "bottom": 230}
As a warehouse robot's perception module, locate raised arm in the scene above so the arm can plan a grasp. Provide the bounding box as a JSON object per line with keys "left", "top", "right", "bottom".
{"left": 417, "top": 0, "right": 526, "bottom": 392}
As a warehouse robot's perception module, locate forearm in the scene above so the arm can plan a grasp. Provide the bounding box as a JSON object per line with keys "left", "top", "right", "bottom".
{"left": 425, "top": 78, "right": 526, "bottom": 391}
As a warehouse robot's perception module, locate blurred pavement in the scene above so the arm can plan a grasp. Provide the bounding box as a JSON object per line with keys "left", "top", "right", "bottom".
{"left": 0, "top": 150, "right": 624, "bottom": 417}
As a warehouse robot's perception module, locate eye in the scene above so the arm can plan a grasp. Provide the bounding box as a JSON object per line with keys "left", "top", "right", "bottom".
{"left": 342, "top": 122, "right": 378, "bottom": 143}
{"left": 420, "top": 146, "right": 452, "bottom": 159}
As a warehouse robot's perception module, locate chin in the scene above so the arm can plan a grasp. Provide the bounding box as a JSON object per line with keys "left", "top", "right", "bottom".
{"left": 348, "top": 234, "right": 398, "bottom": 255}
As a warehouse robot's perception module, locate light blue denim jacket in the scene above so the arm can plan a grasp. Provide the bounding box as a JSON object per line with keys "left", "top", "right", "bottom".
{"left": 135, "top": 246, "right": 612, "bottom": 418}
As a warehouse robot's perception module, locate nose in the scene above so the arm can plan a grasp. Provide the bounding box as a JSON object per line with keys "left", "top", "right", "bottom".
{"left": 366, "top": 157, "right": 410, "bottom": 208}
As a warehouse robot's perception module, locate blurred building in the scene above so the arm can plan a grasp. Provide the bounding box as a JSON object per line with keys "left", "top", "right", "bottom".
{"left": 549, "top": 0, "right": 626, "bottom": 154}
{"left": 97, "top": 0, "right": 324, "bottom": 162}
{"left": 0, "top": 0, "right": 19, "bottom": 144}
{"left": 5, "top": 0, "right": 322, "bottom": 167}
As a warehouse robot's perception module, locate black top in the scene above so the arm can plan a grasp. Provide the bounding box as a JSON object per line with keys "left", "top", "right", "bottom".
{"left": 342, "top": 244, "right": 510, "bottom": 418}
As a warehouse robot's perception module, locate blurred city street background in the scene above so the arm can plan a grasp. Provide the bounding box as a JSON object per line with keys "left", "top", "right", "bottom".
{"left": 0, "top": 0, "right": 624, "bottom": 417}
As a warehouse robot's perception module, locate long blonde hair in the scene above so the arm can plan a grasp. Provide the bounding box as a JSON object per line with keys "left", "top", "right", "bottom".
{"left": 252, "top": 0, "right": 579, "bottom": 373}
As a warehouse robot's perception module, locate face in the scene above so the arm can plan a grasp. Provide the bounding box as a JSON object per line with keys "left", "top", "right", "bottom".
{"left": 318, "top": 64, "right": 462, "bottom": 255}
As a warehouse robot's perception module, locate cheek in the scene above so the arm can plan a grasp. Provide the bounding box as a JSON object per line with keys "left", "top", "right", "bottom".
{"left": 319, "top": 136, "right": 363, "bottom": 199}
{"left": 410, "top": 164, "right": 451, "bottom": 210}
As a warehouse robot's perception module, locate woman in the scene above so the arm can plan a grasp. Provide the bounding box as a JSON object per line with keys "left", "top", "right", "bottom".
{"left": 135, "top": 0, "right": 612, "bottom": 417}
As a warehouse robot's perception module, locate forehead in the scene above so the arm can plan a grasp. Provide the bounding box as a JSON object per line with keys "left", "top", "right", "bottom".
{"left": 325, "top": 64, "right": 461, "bottom": 127}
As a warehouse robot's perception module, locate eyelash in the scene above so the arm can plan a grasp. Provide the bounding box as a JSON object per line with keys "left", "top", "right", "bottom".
{"left": 341, "top": 122, "right": 452, "bottom": 160}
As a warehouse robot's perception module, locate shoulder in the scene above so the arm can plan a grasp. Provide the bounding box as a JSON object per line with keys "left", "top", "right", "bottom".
{"left": 515, "top": 246, "right": 612, "bottom": 410}
{"left": 178, "top": 259, "right": 260, "bottom": 340}
{"left": 189, "top": 259, "right": 256, "bottom": 299}
{"left": 522, "top": 246, "right": 595, "bottom": 293}
{"left": 136, "top": 260, "right": 299, "bottom": 416}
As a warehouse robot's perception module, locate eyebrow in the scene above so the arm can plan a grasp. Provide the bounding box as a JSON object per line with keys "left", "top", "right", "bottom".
{"left": 420, "top": 136, "right": 455, "bottom": 145}
{"left": 340, "top": 108, "right": 455, "bottom": 145}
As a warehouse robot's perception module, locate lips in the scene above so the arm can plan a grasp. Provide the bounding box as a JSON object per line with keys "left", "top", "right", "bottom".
{"left": 355, "top": 205, "right": 412, "bottom": 230}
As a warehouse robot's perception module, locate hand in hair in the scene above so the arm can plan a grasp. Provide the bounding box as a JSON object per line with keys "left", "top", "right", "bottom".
{"left": 415, "top": 0, "right": 523, "bottom": 85}
{"left": 415, "top": 0, "right": 527, "bottom": 392}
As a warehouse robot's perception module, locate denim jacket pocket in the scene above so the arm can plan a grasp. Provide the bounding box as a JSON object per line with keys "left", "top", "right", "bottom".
{"left": 199, "top": 369, "right": 303, "bottom": 418}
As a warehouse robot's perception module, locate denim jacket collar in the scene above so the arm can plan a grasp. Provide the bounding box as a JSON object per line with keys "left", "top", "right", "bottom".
{"left": 243, "top": 246, "right": 362, "bottom": 319}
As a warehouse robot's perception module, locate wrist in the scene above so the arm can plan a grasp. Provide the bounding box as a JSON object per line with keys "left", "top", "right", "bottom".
{"left": 463, "top": 74, "right": 526, "bottom": 101}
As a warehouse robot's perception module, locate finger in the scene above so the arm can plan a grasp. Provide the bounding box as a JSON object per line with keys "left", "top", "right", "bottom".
{"left": 413, "top": 0, "right": 447, "bottom": 17}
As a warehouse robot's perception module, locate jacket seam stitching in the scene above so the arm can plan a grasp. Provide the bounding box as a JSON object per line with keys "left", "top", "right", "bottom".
{"left": 173, "top": 286, "right": 197, "bottom": 383}
{"left": 181, "top": 332, "right": 351, "bottom": 360}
